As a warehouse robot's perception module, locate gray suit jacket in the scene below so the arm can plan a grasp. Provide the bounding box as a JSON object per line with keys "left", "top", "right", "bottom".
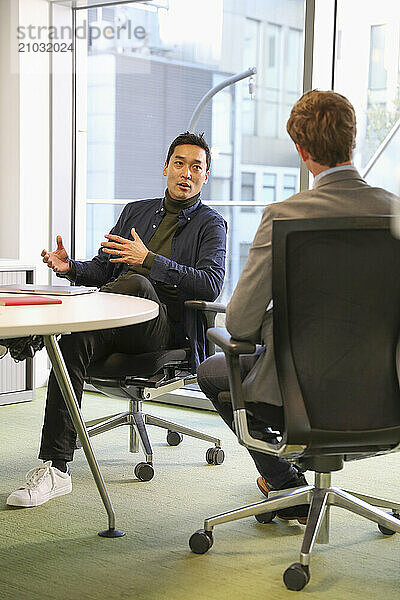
{"left": 226, "top": 167, "right": 399, "bottom": 406}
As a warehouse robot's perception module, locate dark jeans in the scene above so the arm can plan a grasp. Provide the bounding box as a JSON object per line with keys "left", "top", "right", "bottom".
{"left": 39, "top": 274, "right": 173, "bottom": 462}
{"left": 197, "top": 352, "right": 300, "bottom": 489}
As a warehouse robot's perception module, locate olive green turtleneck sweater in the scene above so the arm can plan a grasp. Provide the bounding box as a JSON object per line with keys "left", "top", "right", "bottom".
{"left": 129, "top": 189, "right": 200, "bottom": 320}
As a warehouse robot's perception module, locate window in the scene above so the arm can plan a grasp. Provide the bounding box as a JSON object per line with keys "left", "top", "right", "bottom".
{"left": 257, "top": 22, "right": 303, "bottom": 139}
{"left": 212, "top": 75, "right": 233, "bottom": 149}
{"left": 210, "top": 176, "right": 231, "bottom": 203}
{"left": 285, "top": 28, "right": 303, "bottom": 93}
{"left": 86, "top": 203, "right": 122, "bottom": 258}
{"left": 369, "top": 25, "right": 388, "bottom": 92}
{"left": 334, "top": 1, "right": 400, "bottom": 187}
{"left": 75, "top": 0, "right": 305, "bottom": 304}
{"left": 260, "top": 23, "right": 282, "bottom": 139}
{"left": 239, "top": 242, "right": 251, "bottom": 273}
{"left": 284, "top": 28, "right": 303, "bottom": 133}
{"left": 241, "top": 172, "right": 256, "bottom": 212}
{"left": 242, "top": 18, "right": 259, "bottom": 136}
{"left": 283, "top": 174, "right": 297, "bottom": 200}
{"left": 240, "top": 167, "right": 298, "bottom": 206}
{"left": 265, "top": 23, "right": 281, "bottom": 89}
{"left": 262, "top": 173, "right": 276, "bottom": 203}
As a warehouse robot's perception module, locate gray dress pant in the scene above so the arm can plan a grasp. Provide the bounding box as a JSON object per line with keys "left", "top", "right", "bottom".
{"left": 197, "top": 352, "right": 301, "bottom": 488}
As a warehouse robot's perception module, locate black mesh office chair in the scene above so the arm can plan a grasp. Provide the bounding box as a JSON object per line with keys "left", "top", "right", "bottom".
{"left": 84, "top": 300, "right": 225, "bottom": 481}
{"left": 189, "top": 217, "right": 400, "bottom": 591}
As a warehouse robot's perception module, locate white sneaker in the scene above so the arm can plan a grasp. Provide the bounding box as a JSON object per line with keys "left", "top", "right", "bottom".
{"left": 6, "top": 461, "right": 72, "bottom": 507}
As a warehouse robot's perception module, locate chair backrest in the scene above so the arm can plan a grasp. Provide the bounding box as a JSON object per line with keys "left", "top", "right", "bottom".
{"left": 272, "top": 217, "right": 400, "bottom": 450}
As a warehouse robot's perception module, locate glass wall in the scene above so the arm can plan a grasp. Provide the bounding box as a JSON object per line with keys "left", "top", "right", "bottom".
{"left": 79, "top": 0, "right": 305, "bottom": 303}
{"left": 334, "top": 1, "right": 400, "bottom": 195}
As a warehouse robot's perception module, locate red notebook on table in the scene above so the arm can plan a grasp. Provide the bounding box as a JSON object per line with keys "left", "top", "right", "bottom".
{"left": 0, "top": 295, "right": 62, "bottom": 306}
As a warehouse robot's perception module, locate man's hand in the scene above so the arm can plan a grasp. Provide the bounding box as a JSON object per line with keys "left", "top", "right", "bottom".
{"left": 101, "top": 228, "right": 149, "bottom": 265}
{"left": 41, "top": 235, "right": 71, "bottom": 274}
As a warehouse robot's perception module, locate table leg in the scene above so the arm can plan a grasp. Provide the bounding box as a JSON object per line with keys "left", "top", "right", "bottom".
{"left": 44, "top": 334, "right": 125, "bottom": 538}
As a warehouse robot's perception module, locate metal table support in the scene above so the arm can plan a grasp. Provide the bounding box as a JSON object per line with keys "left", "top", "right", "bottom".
{"left": 44, "top": 334, "right": 125, "bottom": 538}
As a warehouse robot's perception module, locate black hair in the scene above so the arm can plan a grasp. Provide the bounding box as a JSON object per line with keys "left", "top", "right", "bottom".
{"left": 166, "top": 131, "right": 211, "bottom": 171}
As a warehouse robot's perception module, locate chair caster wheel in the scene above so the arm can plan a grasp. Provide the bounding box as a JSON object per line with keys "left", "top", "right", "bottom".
{"left": 255, "top": 510, "right": 276, "bottom": 524}
{"left": 134, "top": 462, "right": 154, "bottom": 481}
{"left": 283, "top": 562, "right": 310, "bottom": 591}
{"left": 378, "top": 512, "right": 399, "bottom": 535}
{"left": 378, "top": 524, "right": 395, "bottom": 535}
{"left": 206, "top": 447, "right": 225, "bottom": 465}
{"left": 189, "top": 529, "right": 213, "bottom": 554}
{"left": 166, "top": 430, "right": 183, "bottom": 446}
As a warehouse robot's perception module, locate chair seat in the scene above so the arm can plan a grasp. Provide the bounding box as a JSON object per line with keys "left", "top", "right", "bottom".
{"left": 217, "top": 390, "right": 400, "bottom": 452}
{"left": 87, "top": 348, "right": 190, "bottom": 379}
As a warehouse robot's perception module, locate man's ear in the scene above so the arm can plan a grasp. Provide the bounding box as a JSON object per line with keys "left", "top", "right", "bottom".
{"left": 296, "top": 144, "right": 309, "bottom": 163}
{"left": 162, "top": 161, "right": 168, "bottom": 177}
{"left": 203, "top": 170, "right": 209, "bottom": 185}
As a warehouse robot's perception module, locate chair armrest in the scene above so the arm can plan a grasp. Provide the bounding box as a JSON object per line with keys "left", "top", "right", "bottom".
{"left": 184, "top": 302, "right": 226, "bottom": 357}
{"left": 206, "top": 327, "right": 256, "bottom": 356}
{"left": 184, "top": 300, "right": 226, "bottom": 313}
{"left": 233, "top": 407, "right": 306, "bottom": 459}
{"left": 207, "top": 328, "right": 306, "bottom": 460}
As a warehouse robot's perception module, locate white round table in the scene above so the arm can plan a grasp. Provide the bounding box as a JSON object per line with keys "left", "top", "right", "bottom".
{"left": 0, "top": 291, "right": 159, "bottom": 537}
{"left": 0, "top": 291, "right": 159, "bottom": 337}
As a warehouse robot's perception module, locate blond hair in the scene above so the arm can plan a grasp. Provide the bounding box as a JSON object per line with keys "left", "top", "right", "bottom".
{"left": 286, "top": 90, "right": 356, "bottom": 167}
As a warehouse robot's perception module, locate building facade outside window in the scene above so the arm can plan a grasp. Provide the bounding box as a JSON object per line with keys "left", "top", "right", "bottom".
{"left": 262, "top": 173, "right": 277, "bottom": 204}
{"left": 334, "top": 0, "right": 400, "bottom": 195}
{"left": 283, "top": 174, "right": 297, "bottom": 200}
{"left": 76, "top": 0, "right": 305, "bottom": 303}
{"left": 241, "top": 172, "right": 256, "bottom": 213}
{"left": 242, "top": 17, "right": 259, "bottom": 136}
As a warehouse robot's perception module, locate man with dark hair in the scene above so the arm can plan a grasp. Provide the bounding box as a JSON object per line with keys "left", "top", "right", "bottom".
{"left": 7, "top": 132, "right": 227, "bottom": 508}
{"left": 197, "top": 90, "right": 399, "bottom": 524}
{"left": 166, "top": 131, "right": 212, "bottom": 171}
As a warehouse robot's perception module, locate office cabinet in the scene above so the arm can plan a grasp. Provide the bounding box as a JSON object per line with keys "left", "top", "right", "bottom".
{"left": 0, "top": 263, "right": 35, "bottom": 405}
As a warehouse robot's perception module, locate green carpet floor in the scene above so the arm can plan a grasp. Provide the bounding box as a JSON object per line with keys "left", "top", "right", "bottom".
{"left": 0, "top": 388, "right": 399, "bottom": 600}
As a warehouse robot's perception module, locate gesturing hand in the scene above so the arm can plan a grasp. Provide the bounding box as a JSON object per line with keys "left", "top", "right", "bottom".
{"left": 101, "top": 228, "right": 149, "bottom": 265}
{"left": 41, "top": 235, "right": 71, "bottom": 274}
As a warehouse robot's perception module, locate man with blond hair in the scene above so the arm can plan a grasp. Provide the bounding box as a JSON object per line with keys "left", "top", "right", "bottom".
{"left": 197, "top": 90, "right": 399, "bottom": 524}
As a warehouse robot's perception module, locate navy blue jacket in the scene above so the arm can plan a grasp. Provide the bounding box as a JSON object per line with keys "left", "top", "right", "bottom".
{"left": 70, "top": 197, "right": 227, "bottom": 371}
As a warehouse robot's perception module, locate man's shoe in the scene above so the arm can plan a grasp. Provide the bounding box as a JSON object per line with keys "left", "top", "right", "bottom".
{"left": 257, "top": 474, "right": 309, "bottom": 525}
{"left": 257, "top": 475, "right": 274, "bottom": 497}
{"left": 0, "top": 336, "right": 44, "bottom": 362}
{"left": 275, "top": 504, "right": 309, "bottom": 524}
{"left": 6, "top": 461, "right": 72, "bottom": 507}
